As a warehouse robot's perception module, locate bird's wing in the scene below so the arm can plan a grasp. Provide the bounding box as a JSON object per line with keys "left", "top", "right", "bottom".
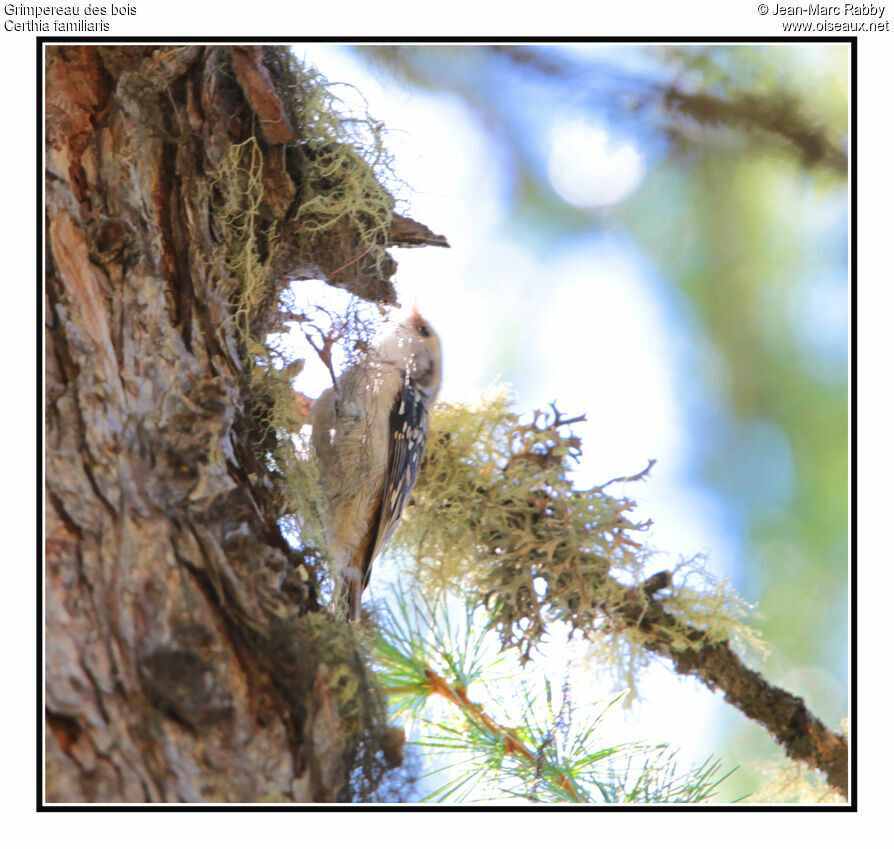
{"left": 359, "top": 378, "right": 430, "bottom": 589}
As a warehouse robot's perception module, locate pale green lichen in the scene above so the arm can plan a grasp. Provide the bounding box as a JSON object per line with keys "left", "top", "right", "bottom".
{"left": 391, "top": 388, "right": 764, "bottom": 699}
{"left": 660, "top": 566, "right": 768, "bottom": 657}
{"left": 393, "top": 388, "right": 651, "bottom": 652}
{"left": 264, "top": 48, "right": 399, "bottom": 282}
{"left": 208, "top": 49, "right": 399, "bottom": 558}
{"left": 748, "top": 748, "right": 848, "bottom": 804}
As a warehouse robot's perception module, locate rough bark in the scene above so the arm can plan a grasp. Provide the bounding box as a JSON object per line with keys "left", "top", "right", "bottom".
{"left": 44, "top": 44, "right": 428, "bottom": 803}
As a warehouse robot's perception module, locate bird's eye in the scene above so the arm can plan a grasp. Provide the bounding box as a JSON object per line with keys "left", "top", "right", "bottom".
{"left": 416, "top": 321, "right": 431, "bottom": 338}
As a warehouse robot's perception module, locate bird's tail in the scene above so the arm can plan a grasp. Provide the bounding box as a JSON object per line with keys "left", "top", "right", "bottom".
{"left": 342, "top": 579, "right": 361, "bottom": 622}
{"left": 334, "top": 564, "right": 363, "bottom": 622}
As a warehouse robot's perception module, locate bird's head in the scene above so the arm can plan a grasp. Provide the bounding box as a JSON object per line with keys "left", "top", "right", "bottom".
{"left": 375, "top": 308, "right": 442, "bottom": 400}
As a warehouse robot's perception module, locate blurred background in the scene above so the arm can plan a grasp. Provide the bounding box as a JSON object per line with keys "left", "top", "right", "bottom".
{"left": 288, "top": 43, "right": 849, "bottom": 802}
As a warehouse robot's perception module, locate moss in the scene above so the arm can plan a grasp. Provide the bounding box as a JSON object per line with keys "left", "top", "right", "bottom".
{"left": 210, "top": 136, "right": 273, "bottom": 339}
{"left": 287, "top": 612, "right": 383, "bottom": 735}
{"left": 286, "top": 612, "right": 397, "bottom": 801}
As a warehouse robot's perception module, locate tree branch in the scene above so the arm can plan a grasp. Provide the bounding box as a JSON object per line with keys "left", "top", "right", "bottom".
{"left": 610, "top": 571, "right": 848, "bottom": 797}
{"left": 405, "top": 397, "right": 848, "bottom": 800}
{"left": 481, "top": 46, "right": 849, "bottom": 174}
{"left": 660, "top": 87, "right": 848, "bottom": 174}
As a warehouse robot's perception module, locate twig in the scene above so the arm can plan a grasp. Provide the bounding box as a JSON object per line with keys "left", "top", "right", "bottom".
{"left": 423, "top": 669, "right": 584, "bottom": 801}
{"left": 326, "top": 245, "right": 374, "bottom": 279}
{"left": 300, "top": 320, "right": 343, "bottom": 391}
{"left": 608, "top": 573, "right": 849, "bottom": 797}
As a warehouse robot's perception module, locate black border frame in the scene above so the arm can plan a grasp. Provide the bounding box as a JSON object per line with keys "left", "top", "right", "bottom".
{"left": 38, "top": 34, "right": 856, "bottom": 813}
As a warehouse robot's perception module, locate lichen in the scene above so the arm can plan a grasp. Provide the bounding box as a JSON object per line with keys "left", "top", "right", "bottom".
{"left": 263, "top": 47, "right": 399, "bottom": 287}
{"left": 392, "top": 388, "right": 649, "bottom": 648}
{"left": 209, "top": 135, "right": 277, "bottom": 343}
{"left": 288, "top": 612, "right": 399, "bottom": 801}
{"left": 391, "top": 388, "right": 764, "bottom": 699}
{"left": 207, "top": 48, "right": 401, "bottom": 564}
{"left": 204, "top": 49, "right": 405, "bottom": 797}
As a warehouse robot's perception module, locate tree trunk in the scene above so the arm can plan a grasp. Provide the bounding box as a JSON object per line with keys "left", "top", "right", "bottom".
{"left": 45, "top": 44, "right": 432, "bottom": 803}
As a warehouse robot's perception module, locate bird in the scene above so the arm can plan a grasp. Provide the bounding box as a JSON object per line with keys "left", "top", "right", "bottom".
{"left": 309, "top": 309, "right": 442, "bottom": 621}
